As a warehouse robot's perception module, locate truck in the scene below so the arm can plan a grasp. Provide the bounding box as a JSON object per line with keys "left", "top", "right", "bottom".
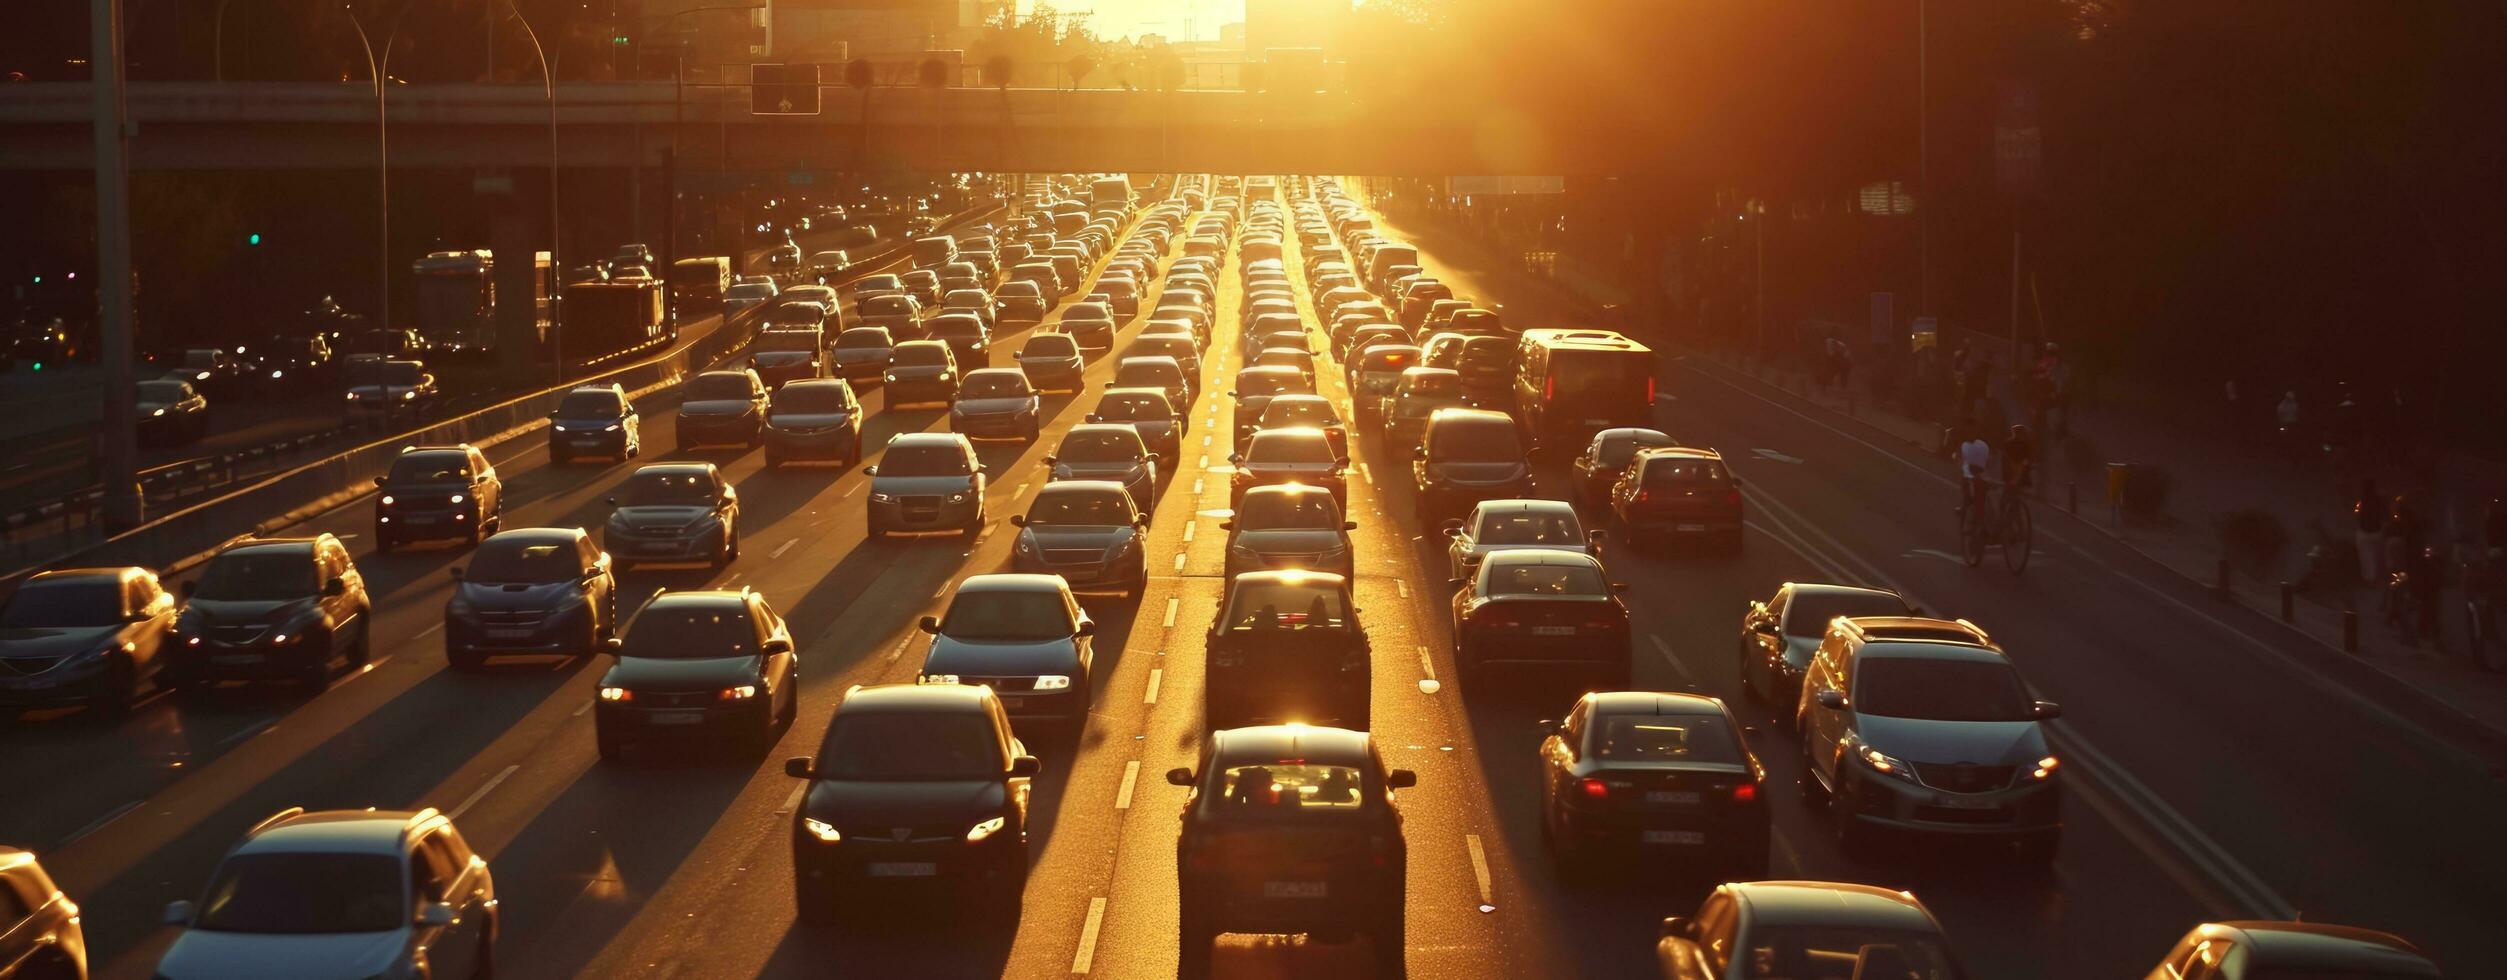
{"left": 412, "top": 250, "right": 496, "bottom": 354}
{"left": 561, "top": 278, "right": 671, "bottom": 367}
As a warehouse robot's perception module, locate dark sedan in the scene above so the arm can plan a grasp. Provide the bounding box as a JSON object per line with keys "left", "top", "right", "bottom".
{"left": 1450, "top": 548, "right": 1630, "bottom": 690}
{"left": 595, "top": 589, "right": 796, "bottom": 760}
{"left": 444, "top": 528, "right": 616, "bottom": 670}
{"left": 1539, "top": 691, "right": 1767, "bottom": 881}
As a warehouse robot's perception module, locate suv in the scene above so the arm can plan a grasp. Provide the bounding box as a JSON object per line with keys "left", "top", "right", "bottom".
{"left": 1795, "top": 617, "right": 2064, "bottom": 861}
{"left": 167, "top": 536, "right": 371, "bottom": 692}
{"left": 676, "top": 369, "right": 770, "bottom": 449}
{"left": 865, "top": 433, "right": 987, "bottom": 537}
{"left": 595, "top": 588, "right": 797, "bottom": 760}
{"left": 1204, "top": 572, "right": 1371, "bottom": 731}
{"left": 1169, "top": 725, "right": 1413, "bottom": 978}
{"left": 916, "top": 575, "right": 1097, "bottom": 726}
{"left": 373, "top": 444, "right": 504, "bottom": 551}
{"left": 0, "top": 847, "right": 84, "bottom": 978}
{"left": 0, "top": 566, "right": 177, "bottom": 719}
{"left": 443, "top": 527, "right": 618, "bottom": 670}
{"left": 1606, "top": 447, "right": 1743, "bottom": 553}
{"left": 1655, "top": 881, "right": 1960, "bottom": 979}
{"left": 786, "top": 684, "right": 1040, "bottom": 920}
{"left": 547, "top": 383, "right": 641, "bottom": 464}
{"left": 155, "top": 807, "right": 496, "bottom": 980}
{"left": 602, "top": 463, "right": 741, "bottom": 570}
{"left": 1411, "top": 408, "right": 1533, "bottom": 521}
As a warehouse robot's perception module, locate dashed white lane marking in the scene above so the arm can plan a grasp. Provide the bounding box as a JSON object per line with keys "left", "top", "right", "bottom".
{"left": 1173, "top": 553, "right": 1186, "bottom": 572}
{"left": 1649, "top": 634, "right": 1697, "bottom": 685}
{"left": 1202, "top": 434, "right": 1212, "bottom": 446}
{"left": 1395, "top": 580, "right": 1409, "bottom": 599}
{"left": 1116, "top": 761, "right": 1141, "bottom": 810}
{"left": 1071, "top": 896, "right": 1109, "bottom": 974}
{"left": 1162, "top": 597, "right": 1179, "bottom": 627}
{"left": 1145, "top": 668, "right": 1163, "bottom": 705}
{"left": 889, "top": 635, "right": 913, "bottom": 663}
{"left": 932, "top": 581, "right": 949, "bottom": 599}
{"left": 572, "top": 702, "right": 592, "bottom": 717}
{"left": 1014, "top": 481, "right": 1031, "bottom": 497}
{"left": 59, "top": 799, "right": 142, "bottom": 847}
{"left": 413, "top": 622, "right": 443, "bottom": 640}
{"left": 841, "top": 482, "right": 861, "bottom": 498}
{"left": 449, "top": 764, "right": 520, "bottom": 820}
{"left": 1464, "top": 833, "right": 1496, "bottom": 909}
{"left": 1193, "top": 478, "right": 1204, "bottom": 495}
{"left": 1182, "top": 521, "right": 1196, "bottom": 543}
{"left": 770, "top": 537, "right": 799, "bottom": 559}
{"left": 1416, "top": 644, "right": 1436, "bottom": 681}
{"left": 780, "top": 780, "right": 808, "bottom": 815}
{"left": 1199, "top": 454, "right": 1209, "bottom": 468}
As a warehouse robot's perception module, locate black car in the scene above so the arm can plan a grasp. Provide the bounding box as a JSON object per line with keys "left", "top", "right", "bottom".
{"left": 1412, "top": 408, "right": 1534, "bottom": 522}
{"left": 0, "top": 567, "right": 177, "bottom": 719}
{"left": 166, "top": 535, "right": 371, "bottom": 692}
{"left": 763, "top": 378, "right": 864, "bottom": 467}
{"left": 1204, "top": 571, "right": 1371, "bottom": 731}
{"left": 1169, "top": 725, "right": 1413, "bottom": 978}
{"left": 373, "top": 444, "right": 504, "bottom": 552}
{"left": 676, "top": 369, "right": 770, "bottom": 450}
{"left": 595, "top": 589, "right": 798, "bottom": 761}
{"left": 602, "top": 463, "right": 741, "bottom": 570}
{"left": 1538, "top": 691, "right": 1768, "bottom": 880}
{"left": 1737, "top": 582, "right": 1911, "bottom": 708}
{"left": 915, "top": 574, "right": 1096, "bottom": 727}
{"left": 927, "top": 313, "right": 992, "bottom": 369}
{"left": 786, "top": 683, "right": 1040, "bottom": 921}
{"left": 547, "top": 384, "right": 642, "bottom": 464}
{"left": 1450, "top": 549, "right": 1630, "bottom": 690}
{"left": 443, "top": 527, "right": 617, "bottom": 670}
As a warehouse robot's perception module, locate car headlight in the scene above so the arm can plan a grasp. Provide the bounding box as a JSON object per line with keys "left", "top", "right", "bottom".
{"left": 1853, "top": 742, "right": 1916, "bottom": 781}
{"left": 401, "top": 390, "right": 417, "bottom": 401}
{"left": 598, "top": 686, "right": 633, "bottom": 702}
{"left": 448, "top": 493, "right": 465, "bottom": 504}
{"left": 718, "top": 684, "right": 759, "bottom": 701}
{"left": 2031, "top": 755, "right": 2060, "bottom": 780}
{"left": 803, "top": 817, "right": 843, "bottom": 842}
{"left": 379, "top": 494, "right": 396, "bottom": 506}
{"left": 152, "top": 407, "right": 167, "bottom": 416}
{"left": 603, "top": 423, "right": 621, "bottom": 432}
{"left": 884, "top": 373, "right": 900, "bottom": 383}
{"left": 1032, "top": 675, "right": 1072, "bottom": 691}
{"left": 870, "top": 492, "right": 896, "bottom": 503}
{"left": 965, "top": 816, "right": 1007, "bottom": 842}
{"left": 948, "top": 491, "right": 970, "bottom": 503}
{"left": 345, "top": 391, "right": 360, "bottom": 401}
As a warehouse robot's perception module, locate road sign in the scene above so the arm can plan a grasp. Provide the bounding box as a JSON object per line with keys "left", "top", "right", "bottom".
{"left": 750, "top": 64, "right": 821, "bottom": 115}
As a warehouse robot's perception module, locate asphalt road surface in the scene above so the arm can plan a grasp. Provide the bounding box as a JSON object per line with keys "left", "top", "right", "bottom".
{"left": 5, "top": 190, "right": 2496, "bottom": 979}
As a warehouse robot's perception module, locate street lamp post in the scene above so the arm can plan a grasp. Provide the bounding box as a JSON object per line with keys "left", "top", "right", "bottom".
{"left": 93, "top": 0, "right": 142, "bottom": 530}
{"left": 494, "top": 1, "right": 560, "bottom": 381}
{"left": 343, "top": 3, "right": 414, "bottom": 334}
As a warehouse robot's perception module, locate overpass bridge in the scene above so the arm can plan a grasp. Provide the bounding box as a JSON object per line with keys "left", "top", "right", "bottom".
{"left": 0, "top": 81, "right": 1679, "bottom": 177}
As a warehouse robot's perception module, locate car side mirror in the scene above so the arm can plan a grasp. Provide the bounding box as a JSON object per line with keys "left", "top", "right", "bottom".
{"left": 373, "top": 476, "right": 390, "bottom": 488}
{"left": 784, "top": 756, "right": 815, "bottom": 779}
{"left": 1412, "top": 446, "right": 1429, "bottom": 460}
{"left": 1460, "top": 554, "right": 1484, "bottom": 567}
{"left": 1612, "top": 582, "right": 1630, "bottom": 593}
{"left": 918, "top": 615, "right": 941, "bottom": 634}
{"left": 762, "top": 638, "right": 793, "bottom": 655}
{"left": 1343, "top": 520, "right": 1359, "bottom": 531}
{"left": 1075, "top": 621, "right": 1096, "bottom": 636}
{"left": 178, "top": 580, "right": 197, "bottom": 599}
{"left": 1218, "top": 520, "right": 1236, "bottom": 531}
{"left": 1134, "top": 514, "right": 1151, "bottom": 528}
{"left": 861, "top": 465, "right": 878, "bottom": 476}
{"left": 2032, "top": 700, "right": 2064, "bottom": 720}
{"left": 601, "top": 637, "right": 624, "bottom": 655}
{"left": 1042, "top": 456, "right": 1058, "bottom": 467}
{"left": 163, "top": 900, "right": 194, "bottom": 925}
{"left": 1010, "top": 755, "right": 1042, "bottom": 777}
{"left": 1228, "top": 453, "right": 1243, "bottom": 464}
{"left": 1446, "top": 578, "right": 1467, "bottom": 588}
{"left": 1752, "top": 621, "right": 1779, "bottom": 636}
{"left": 1334, "top": 457, "right": 1351, "bottom": 468}
{"left": 1814, "top": 689, "right": 1848, "bottom": 710}
{"left": 1386, "top": 769, "right": 1417, "bottom": 790}
{"left": 1660, "top": 916, "right": 1692, "bottom": 940}
{"left": 1165, "top": 766, "right": 1196, "bottom": 787}
{"left": 1587, "top": 529, "right": 1604, "bottom": 543}
{"left": 418, "top": 902, "right": 456, "bottom": 927}
{"left": 322, "top": 576, "right": 348, "bottom": 598}
{"left": 1009, "top": 514, "right": 1028, "bottom": 527}
{"left": 1147, "top": 452, "right": 1162, "bottom": 463}
{"left": 1084, "top": 414, "right": 1100, "bottom": 423}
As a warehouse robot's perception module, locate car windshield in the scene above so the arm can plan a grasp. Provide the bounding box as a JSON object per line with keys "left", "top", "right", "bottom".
{"left": 1215, "top": 763, "right": 1367, "bottom": 812}
{"left": 1024, "top": 335, "right": 1078, "bottom": 357}
{"left": 753, "top": 332, "right": 817, "bottom": 353}
{"left": 137, "top": 380, "right": 189, "bottom": 404}
{"left": 816, "top": 711, "right": 1004, "bottom": 781}
{"left": 623, "top": 605, "right": 757, "bottom": 659}
{"left": 892, "top": 344, "right": 949, "bottom": 367}
{"left": 1263, "top": 401, "right": 1335, "bottom": 428}
{"left": 556, "top": 391, "right": 622, "bottom": 420}
{"left": 960, "top": 373, "right": 1028, "bottom": 398}
{"left": 1059, "top": 430, "right": 1142, "bottom": 462}
{"left": 1476, "top": 512, "right": 1583, "bottom": 545}
{"left": 1431, "top": 422, "right": 1523, "bottom": 463}
{"left": 1737, "top": 928, "right": 1958, "bottom": 980}
{"left": 834, "top": 329, "right": 890, "bottom": 350}
{"left": 687, "top": 374, "right": 753, "bottom": 400}
{"left": 774, "top": 385, "right": 851, "bottom": 414}
{"left": 466, "top": 540, "right": 580, "bottom": 583}
{"left": 1028, "top": 490, "right": 1132, "bottom": 526}
{"left": 879, "top": 443, "right": 970, "bottom": 477}
{"left": 930, "top": 318, "right": 985, "bottom": 339}
{"left": 1593, "top": 714, "right": 1743, "bottom": 763}
{"left": 193, "top": 853, "right": 404, "bottom": 934}
{"left": 1235, "top": 492, "right": 1340, "bottom": 530}
{"left": 1484, "top": 563, "right": 1608, "bottom": 597}
{"left": 1248, "top": 434, "right": 1335, "bottom": 465}
{"left": 193, "top": 551, "right": 314, "bottom": 601}
{"left": 1221, "top": 583, "right": 1352, "bottom": 631}
{"left": 620, "top": 471, "right": 717, "bottom": 507}
{"left": 1643, "top": 457, "right": 1729, "bottom": 485}
{"left": 1854, "top": 657, "right": 2035, "bottom": 721}
{"left": 1785, "top": 592, "right": 1910, "bottom": 638}
{"left": 941, "top": 590, "right": 1072, "bottom": 640}
{"left": 387, "top": 452, "right": 470, "bottom": 484}
{"left": 1095, "top": 394, "right": 1169, "bottom": 421}
{"left": 0, "top": 580, "right": 122, "bottom": 628}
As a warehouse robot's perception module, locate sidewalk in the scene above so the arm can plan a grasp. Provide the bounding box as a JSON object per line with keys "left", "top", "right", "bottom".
{"left": 1375, "top": 200, "right": 2507, "bottom": 747}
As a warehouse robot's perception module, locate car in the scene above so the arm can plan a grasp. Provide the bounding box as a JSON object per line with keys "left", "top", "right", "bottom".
{"left": 1095, "top": 276, "right": 1141, "bottom": 318}
{"left": 882, "top": 340, "right": 960, "bottom": 408}
{"left": 1381, "top": 366, "right": 1468, "bottom": 447}
{"left": 1109, "top": 355, "right": 1192, "bottom": 416}
{"left": 1450, "top": 549, "right": 1630, "bottom": 688}
{"left": 155, "top": 807, "right": 496, "bottom": 980}
{"left": 0, "top": 567, "right": 176, "bottom": 719}
{"left": 996, "top": 280, "right": 1050, "bottom": 322}
{"left": 852, "top": 273, "right": 907, "bottom": 301}
{"left": 857, "top": 293, "right": 924, "bottom": 340}
{"left": 1606, "top": 447, "right": 1744, "bottom": 552}
{"left": 343, "top": 358, "right": 439, "bottom": 427}
{"left": 764, "top": 378, "right": 863, "bottom": 467}
{"left": 134, "top": 379, "right": 209, "bottom": 445}
{"left": 764, "top": 300, "right": 831, "bottom": 332}
{"left": 373, "top": 444, "right": 504, "bottom": 551}
{"left": 746, "top": 327, "right": 826, "bottom": 389}
{"left": 941, "top": 287, "right": 999, "bottom": 329}
{"left": 1795, "top": 617, "right": 2063, "bottom": 861}
{"left": 866, "top": 432, "right": 986, "bottom": 537}
{"left": 1442, "top": 498, "right": 1599, "bottom": 582}
{"left": 1539, "top": 691, "right": 1768, "bottom": 879}
{"left": 0, "top": 847, "right": 85, "bottom": 978}
{"left": 675, "top": 369, "right": 770, "bottom": 449}
{"left": 2144, "top": 921, "right": 2440, "bottom": 980}
{"left": 902, "top": 269, "right": 943, "bottom": 306}
{"left": 785, "top": 683, "right": 1039, "bottom": 920}
{"left": 1087, "top": 388, "right": 1183, "bottom": 461}
{"left": 1047, "top": 423, "right": 1159, "bottom": 508}
{"left": 1059, "top": 302, "right": 1118, "bottom": 354}
{"left": 1204, "top": 571, "right": 1370, "bottom": 730}
{"left": 602, "top": 463, "right": 741, "bottom": 570}
{"left": 1655, "top": 881, "right": 1961, "bottom": 979}
{"left": 725, "top": 278, "right": 779, "bottom": 313}
{"left": 951, "top": 368, "right": 1042, "bottom": 442}
{"left": 928, "top": 313, "right": 993, "bottom": 369}
{"left": 444, "top": 527, "right": 617, "bottom": 669}
{"left": 546, "top": 383, "right": 641, "bottom": 463}
{"left": 1412, "top": 407, "right": 1534, "bottom": 522}
{"left": 1121, "top": 332, "right": 1202, "bottom": 382}
{"left": 1012, "top": 332, "right": 1086, "bottom": 393}
{"left": 1230, "top": 427, "right": 1348, "bottom": 508}
{"left": 1251, "top": 393, "right": 1346, "bottom": 458}
{"left": 169, "top": 347, "right": 250, "bottom": 396}
{"left": 1169, "top": 725, "right": 1413, "bottom": 978}
{"left": 917, "top": 574, "right": 1098, "bottom": 724}
{"left": 826, "top": 326, "right": 895, "bottom": 385}
{"left": 1228, "top": 365, "right": 1317, "bottom": 448}
{"left": 1248, "top": 347, "right": 1318, "bottom": 388}
{"left": 164, "top": 535, "right": 371, "bottom": 693}
{"left": 1010, "top": 483, "right": 1152, "bottom": 597}
{"left": 1221, "top": 485, "right": 1356, "bottom": 581}
{"left": 1737, "top": 583, "right": 1912, "bottom": 708}
{"left": 595, "top": 588, "right": 798, "bottom": 760}
{"left": 252, "top": 334, "right": 335, "bottom": 392}
{"left": 1570, "top": 427, "right": 1675, "bottom": 510}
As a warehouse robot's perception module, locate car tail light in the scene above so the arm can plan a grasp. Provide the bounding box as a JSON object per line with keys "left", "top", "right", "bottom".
{"left": 1634, "top": 490, "right": 1651, "bottom": 504}
{"left": 1544, "top": 376, "right": 1556, "bottom": 401}
{"left": 1731, "top": 783, "right": 1759, "bottom": 804}
{"left": 1580, "top": 777, "right": 1609, "bottom": 800}
{"left": 1646, "top": 376, "right": 1657, "bottom": 403}
{"left": 1726, "top": 488, "right": 1743, "bottom": 507}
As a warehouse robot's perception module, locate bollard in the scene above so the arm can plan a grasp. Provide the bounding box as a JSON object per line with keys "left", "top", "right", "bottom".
{"left": 2216, "top": 558, "right": 2231, "bottom": 598}
{"left": 2342, "top": 606, "right": 2359, "bottom": 653}
{"left": 2279, "top": 582, "right": 2295, "bottom": 622}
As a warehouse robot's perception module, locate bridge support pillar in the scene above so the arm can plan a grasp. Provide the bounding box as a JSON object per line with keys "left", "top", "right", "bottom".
{"left": 488, "top": 171, "right": 548, "bottom": 378}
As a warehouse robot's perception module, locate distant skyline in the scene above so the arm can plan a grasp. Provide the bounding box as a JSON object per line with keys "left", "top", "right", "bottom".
{"left": 1019, "top": 0, "right": 1249, "bottom": 42}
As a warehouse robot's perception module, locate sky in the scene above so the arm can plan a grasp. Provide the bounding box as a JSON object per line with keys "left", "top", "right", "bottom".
{"left": 1034, "top": 0, "right": 1250, "bottom": 43}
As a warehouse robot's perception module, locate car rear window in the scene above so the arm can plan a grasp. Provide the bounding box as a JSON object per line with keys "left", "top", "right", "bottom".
{"left": 1593, "top": 714, "right": 1743, "bottom": 763}
{"left": 1483, "top": 564, "right": 1607, "bottom": 597}
{"left": 1551, "top": 349, "right": 1654, "bottom": 391}
{"left": 1215, "top": 763, "right": 1366, "bottom": 812}
{"left": 1428, "top": 419, "right": 1523, "bottom": 463}
{"left": 1641, "top": 457, "right": 1729, "bottom": 485}
{"left": 1475, "top": 511, "right": 1581, "bottom": 545}
{"left": 1220, "top": 583, "right": 1351, "bottom": 631}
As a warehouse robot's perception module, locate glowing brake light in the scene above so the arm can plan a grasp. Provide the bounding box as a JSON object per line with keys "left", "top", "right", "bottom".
{"left": 1731, "top": 783, "right": 1759, "bottom": 804}
{"left": 1544, "top": 375, "right": 1556, "bottom": 401}
{"left": 1726, "top": 488, "right": 1743, "bottom": 507}
{"left": 1579, "top": 777, "right": 1609, "bottom": 800}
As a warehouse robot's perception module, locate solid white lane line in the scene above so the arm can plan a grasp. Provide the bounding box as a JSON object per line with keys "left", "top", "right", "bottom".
{"left": 217, "top": 717, "right": 278, "bottom": 749}
{"left": 1145, "top": 668, "right": 1163, "bottom": 705}
{"left": 1071, "top": 897, "right": 1109, "bottom": 974}
{"left": 1162, "top": 597, "right": 1178, "bottom": 628}
{"left": 1649, "top": 634, "right": 1697, "bottom": 685}
{"left": 1395, "top": 580, "right": 1409, "bottom": 599}
{"left": 1182, "top": 521, "right": 1196, "bottom": 543}
{"left": 1116, "top": 761, "right": 1141, "bottom": 810}
{"left": 59, "top": 799, "right": 142, "bottom": 847}
{"left": 1465, "top": 833, "right": 1496, "bottom": 909}
{"left": 413, "top": 622, "right": 444, "bottom": 640}
{"left": 449, "top": 764, "right": 520, "bottom": 820}
{"left": 770, "top": 537, "right": 799, "bottom": 559}
{"left": 1417, "top": 644, "right": 1436, "bottom": 681}
{"left": 780, "top": 781, "right": 808, "bottom": 815}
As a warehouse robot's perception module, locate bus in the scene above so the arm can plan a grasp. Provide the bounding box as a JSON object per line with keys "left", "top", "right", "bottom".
{"left": 411, "top": 250, "right": 495, "bottom": 353}
{"left": 1511, "top": 328, "right": 1658, "bottom": 446}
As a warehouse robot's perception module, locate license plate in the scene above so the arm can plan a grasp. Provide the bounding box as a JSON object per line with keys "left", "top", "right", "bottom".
{"left": 1933, "top": 795, "right": 1998, "bottom": 809}
{"left": 643, "top": 542, "right": 680, "bottom": 553}
{"left": 649, "top": 711, "right": 704, "bottom": 726}
{"left": 1262, "top": 881, "right": 1328, "bottom": 899}
{"left": 485, "top": 628, "right": 532, "bottom": 639}
{"left": 868, "top": 862, "right": 937, "bottom": 878}
{"left": 211, "top": 654, "right": 263, "bottom": 665}
{"left": 1641, "top": 830, "right": 1707, "bottom": 845}
{"left": 1645, "top": 791, "right": 1700, "bottom": 805}
{"left": 1676, "top": 523, "right": 1708, "bottom": 532}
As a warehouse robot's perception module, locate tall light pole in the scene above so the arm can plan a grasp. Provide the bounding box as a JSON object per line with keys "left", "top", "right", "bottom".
{"left": 344, "top": 1, "right": 415, "bottom": 332}
{"left": 93, "top": 0, "right": 141, "bottom": 530}
{"left": 495, "top": 0, "right": 561, "bottom": 380}
{"left": 1917, "top": 0, "right": 1929, "bottom": 319}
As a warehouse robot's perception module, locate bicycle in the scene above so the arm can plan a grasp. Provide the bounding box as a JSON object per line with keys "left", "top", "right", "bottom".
{"left": 1960, "top": 480, "right": 2033, "bottom": 573}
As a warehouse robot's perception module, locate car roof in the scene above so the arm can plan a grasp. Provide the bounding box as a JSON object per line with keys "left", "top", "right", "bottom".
{"left": 693, "top": 369, "right": 753, "bottom": 381}
{"left": 1399, "top": 366, "right": 1461, "bottom": 380}
{"left": 1103, "top": 387, "right": 1173, "bottom": 406}
{"left": 954, "top": 573, "right": 1069, "bottom": 595}
{"left": 630, "top": 462, "right": 715, "bottom": 478}
{"left": 235, "top": 808, "right": 437, "bottom": 856}
{"left": 220, "top": 537, "right": 319, "bottom": 557}
{"left": 1483, "top": 548, "right": 1601, "bottom": 569}
{"left": 1635, "top": 446, "right": 1724, "bottom": 462}
{"left": 1474, "top": 498, "right": 1576, "bottom": 517}
{"left": 1429, "top": 407, "right": 1514, "bottom": 427}
{"left": 1786, "top": 582, "right": 1902, "bottom": 601}
{"left": 1034, "top": 479, "right": 1129, "bottom": 501}
{"left": 1067, "top": 422, "right": 1145, "bottom": 440}
{"left": 396, "top": 444, "right": 474, "bottom": 458}
{"left": 1212, "top": 724, "right": 1372, "bottom": 766}
{"left": 1844, "top": 620, "right": 2006, "bottom": 663}
{"left": 485, "top": 526, "right": 583, "bottom": 547}
{"left": 26, "top": 567, "right": 136, "bottom": 586}
{"left": 963, "top": 367, "right": 1027, "bottom": 380}
{"left": 641, "top": 589, "right": 749, "bottom": 612}
{"left": 2208, "top": 921, "right": 2435, "bottom": 970}
{"left": 1593, "top": 426, "right": 1671, "bottom": 444}
{"left": 1585, "top": 690, "right": 1726, "bottom": 718}
{"left": 888, "top": 431, "right": 968, "bottom": 448}
{"left": 837, "top": 682, "right": 994, "bottom": 714}
{"left": 777, "top": 378, "right": 852, "bottom": 392}
{"left": 1228, "top": 569, "right": 1349, "bottom": 590}
{"left": 1731, "top": 881, "right": 1940, "bottom": 930}
{"left": 1240, "top": 483, "right": 1335, "bottom": 502}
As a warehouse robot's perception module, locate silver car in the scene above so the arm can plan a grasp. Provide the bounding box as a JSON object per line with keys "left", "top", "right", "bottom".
{"left": 1442, "top": 498, "right": 1598, "bottom": 582}
{"left": 603, "top": 463, "right": 740, "bottom": 569}
{"left": 1047, "top": 424, "right": 1158, "bottom": 510}
{"left": 1010, "top": 481, "right": 1150, "bottom": 596}
{"left": 866, "top": 432, "right": 986, "bottom": 537}
{"left": 1221, "top": 484, "right": 1355, "bottom": 581}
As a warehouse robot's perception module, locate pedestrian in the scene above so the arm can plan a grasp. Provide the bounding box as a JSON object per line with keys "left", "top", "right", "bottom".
{"left": 2354, "top": 479, "right": 2387, "bottom": 584}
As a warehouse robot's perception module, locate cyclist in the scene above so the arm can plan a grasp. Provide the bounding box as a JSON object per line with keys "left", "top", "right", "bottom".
{"left": 2003, "top": 424, "right": 2037, "bottom": 498}
{"left": 1956, "top": 428, "right": 1994, "bottom": 517}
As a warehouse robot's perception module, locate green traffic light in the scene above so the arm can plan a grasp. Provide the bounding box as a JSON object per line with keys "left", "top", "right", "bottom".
{"left": 248, "top": 233, "right": 262, "bottom": 246}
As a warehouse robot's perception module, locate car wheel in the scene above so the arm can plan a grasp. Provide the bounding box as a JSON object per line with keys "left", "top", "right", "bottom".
{"left": 795, "top": 876, "right": 844, "bottom": 926}
{"left": 1176, "top": 901, "right": 1216, "bottom": 980}
{"left": 297, "top": 656, "right": 331, "bottom": 694}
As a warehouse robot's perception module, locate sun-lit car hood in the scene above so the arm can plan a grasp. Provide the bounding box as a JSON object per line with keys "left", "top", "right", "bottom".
{"left": 804, "top": 779, "right": 1006, "bottom": 832}
{"left": 680, "top": 398, "right": 756, "bottom": 418}
{"left": 0, "top": 624, "right": 120, "bottom": 659}
{"left": 925, "top": 635, "right": 1082, "bottom": 676}
{"left": 952, "top": 396, "right": 1034, "bottom": 416}
{"left": 1856, "top": 714, "right": 2048, "bottom": 767}
{"left": 602, "top": 654, "right": 759, "bottom": 691}
{"left": 180, "top": 596, "right": 315, "bottom": 626}
{"left": 1430, "top": 461, "right": 1527, "bottom": 485}
{"left": 155, "top": 925, "right": 411, "bottom": 980}
{"left": 768, "top": 411, "right": 852, "bottom": 431}
{"left": 1021, "top": 524, "right": 1134, "bottom": 553}
{"left": 611, "top": 505, "right": 718, "bottom": 533}
{"left": 872, "top": 474, "right": 976, "bottom": 495}
{"left": 453, "top": 579, "right": 580, "bottom": 612}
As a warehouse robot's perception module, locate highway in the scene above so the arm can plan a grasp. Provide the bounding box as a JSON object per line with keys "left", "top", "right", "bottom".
{"left": 3, "top": 182, "right": 2496, "bottom": 979}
